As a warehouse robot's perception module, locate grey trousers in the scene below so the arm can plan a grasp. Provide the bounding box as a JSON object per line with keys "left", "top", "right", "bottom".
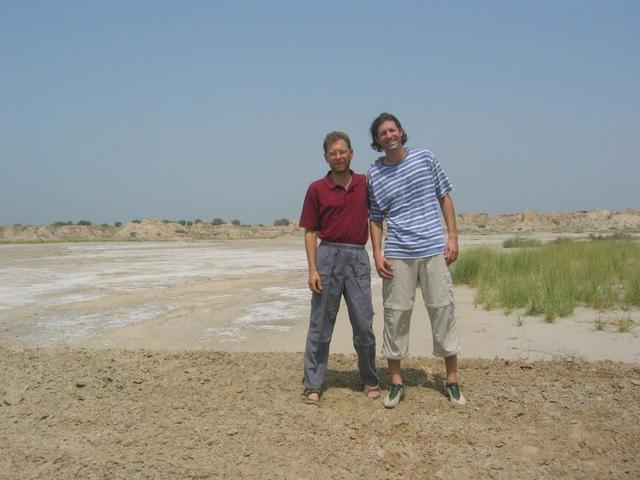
{"left": 303, "top": 241, "right": 379, "bottom": 390}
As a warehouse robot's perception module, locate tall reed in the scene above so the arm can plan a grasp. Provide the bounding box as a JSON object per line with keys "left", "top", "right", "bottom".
{"left": 451, "top": 237, "right": 640, "bottom": 322}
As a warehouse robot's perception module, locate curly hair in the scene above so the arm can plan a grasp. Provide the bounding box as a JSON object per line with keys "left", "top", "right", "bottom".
{"left": 369, "top": 112, "right": 408, "bottom": 152}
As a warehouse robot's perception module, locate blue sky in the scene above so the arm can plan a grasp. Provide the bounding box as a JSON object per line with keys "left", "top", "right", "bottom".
{"left": 1, "top": 0, "right": 638, "bottom": 225}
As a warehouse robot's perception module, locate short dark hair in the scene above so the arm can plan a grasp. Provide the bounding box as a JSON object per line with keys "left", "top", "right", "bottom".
{"left": 369, "top": 112, "right": 408, "bottom": 152}
{"left": 323, "top": 131, "right": 352, "bottom": 153}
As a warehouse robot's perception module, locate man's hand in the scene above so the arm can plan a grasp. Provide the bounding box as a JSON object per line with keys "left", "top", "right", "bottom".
{"left": 444, "top": 236, "right": 459, "bottom": 266}
{"left": 308, "top": 270, "right": 323, "bottom": 294}
{"left": 374, "top": 254, "right": 394, "bottom": 279}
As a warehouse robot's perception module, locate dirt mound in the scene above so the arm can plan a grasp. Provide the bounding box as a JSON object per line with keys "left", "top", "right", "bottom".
{"left": 457, "top": 208, "right": 640, "bottom": 233}
{"left": 0, "top": 219, "right": 300, "bottom": 242}
{"left": 2, "top": 209, "right": 639, "bottom": 243}
{"left": 0, "top": 223, "right": 113, "bottom": 242}
{"left": 1, "top": 347, "right": 638, "bottom": 479}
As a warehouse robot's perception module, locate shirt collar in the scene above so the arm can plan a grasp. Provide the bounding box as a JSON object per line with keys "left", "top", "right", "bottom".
{"left": 323, "top": 170, "right": 360, "bottom": 190}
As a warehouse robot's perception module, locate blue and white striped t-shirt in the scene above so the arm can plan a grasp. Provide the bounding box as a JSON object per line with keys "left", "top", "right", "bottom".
{"left": 367, "top": 148, "right": 453, "bottom": 259}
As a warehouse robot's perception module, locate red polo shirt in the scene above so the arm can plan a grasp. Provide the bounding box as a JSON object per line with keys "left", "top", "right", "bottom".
{"left": 299, "top": 171, "right": 369, "bottom": 245}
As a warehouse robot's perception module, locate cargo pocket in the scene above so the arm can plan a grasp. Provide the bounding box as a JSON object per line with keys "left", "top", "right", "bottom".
{"left": 354, "top": 258, "right": 371, "bottom": 280}
{"left": 316, "top": 245, "right": 334, "bottom": 288}
{"left": 440, "top": 268, "right": 454, "bottom": 304}
{"left": 424, "top": 256, "right": 454, "bottom": 307}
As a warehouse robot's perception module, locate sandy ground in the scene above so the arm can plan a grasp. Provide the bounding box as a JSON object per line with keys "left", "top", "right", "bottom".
{"left": 2, "top": 347, "right": 639, "bottom": 479}
{"left": 1, "top": 236, "right": 638, "bottom": 362}
{"left": 1, "top": 236, "right": 639, "bottom": 479}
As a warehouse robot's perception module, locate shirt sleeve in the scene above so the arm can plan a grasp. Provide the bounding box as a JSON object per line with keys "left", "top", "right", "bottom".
{"left": 428, "top": 152, "right": 453, "bottom": 199}
{"left": 367, "top": 171, "right": 385, "bottom": 222}
{"left": 299, "top": 184, "right": 319, "bottom": 230}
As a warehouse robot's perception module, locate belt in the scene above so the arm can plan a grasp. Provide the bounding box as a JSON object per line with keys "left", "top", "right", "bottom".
{"left": 319, "top": 240, "right": 365, "bottom": 249}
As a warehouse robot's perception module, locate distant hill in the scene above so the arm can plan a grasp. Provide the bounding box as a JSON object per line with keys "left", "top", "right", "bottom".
{"left": 0, "top": 220, "right": 300, "bottom": 242}
{"left": 1, "top": 209, "right": 639, "bottom": 242}
{"left": 456, "top": 208, "right": 640, "bottom": 233}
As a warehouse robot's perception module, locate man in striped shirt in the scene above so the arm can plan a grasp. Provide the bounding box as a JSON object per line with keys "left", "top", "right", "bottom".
{"left": 367, "top": 112, "right": 465, "bottom": 408}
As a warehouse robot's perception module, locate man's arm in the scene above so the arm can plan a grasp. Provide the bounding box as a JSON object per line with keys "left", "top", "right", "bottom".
{"left": 304, "top": 229, "right": 322, "bottom": 293}
{"left": 370, "top": 220, "right": 394, "bottom": 279}
{"left": 439, "top": 193, "right": 459, "bottom": 266}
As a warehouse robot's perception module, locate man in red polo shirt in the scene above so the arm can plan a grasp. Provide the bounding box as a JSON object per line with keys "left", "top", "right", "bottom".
{"left": 299, "top": 131, "right": 380, "bottom": 405}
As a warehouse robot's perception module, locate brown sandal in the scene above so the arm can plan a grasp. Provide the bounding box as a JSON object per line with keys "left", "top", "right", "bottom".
{"left": 364, "top": 384, "right": 381, "bottom": 400}
{"left": 303, "top": 389, "right": 321, "bottom": 406}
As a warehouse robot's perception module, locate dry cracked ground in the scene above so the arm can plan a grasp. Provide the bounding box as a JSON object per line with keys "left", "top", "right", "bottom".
{"left": 1, "top": 347, "right": 639, "bottom": 479}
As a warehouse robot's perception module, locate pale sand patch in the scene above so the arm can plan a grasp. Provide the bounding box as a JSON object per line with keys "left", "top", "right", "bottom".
{"left": 1, "top": 236, "right": 638, "bottom": 363}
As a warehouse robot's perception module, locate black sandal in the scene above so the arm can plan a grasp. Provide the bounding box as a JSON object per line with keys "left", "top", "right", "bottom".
{"left": 302, "top": 389, "right": 321, "bottom": 405}
{"left": 363, "top": 384, "right": 381, "bottom": 399}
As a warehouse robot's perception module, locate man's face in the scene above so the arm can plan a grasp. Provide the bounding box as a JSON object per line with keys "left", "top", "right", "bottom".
{"left": 324, "top": 139, "right": 353, "bottom": 174}
{"left": 376, "top": 120, "right": 403, "bottom": 152}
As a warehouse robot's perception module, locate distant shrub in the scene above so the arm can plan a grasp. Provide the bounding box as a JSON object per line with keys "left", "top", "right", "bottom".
{"left": 52, "top": 221, "right": 72, "bottom": 227}
{"left": 132, "top": 219, "right": 142, "bottom": 224}
{"left": 502, "top": 237, "right": 542, "bottom": 248}
{"left": 186, "top": 221, "right": 193, "bottom": 227}
{"left": 589, "top": 232, "right": 634, "bottom": 242}
{"left": 549, "top": 236, "right": 573, "bottom": 245}
{"left": 100, "top": 223, "right": 110, "bottom": 227}
{"left": 274, "top": 218, "right": 290, "bottom": 227}
{"left": 211, "top": 218, "right": 225, "bottom": 226}
{"left": 231, "top": 219, "right": 241, "bottom": 226}
{"left": 114, "top": 222, "right": 123, "bottom": 227}
{"left": 77, "top": 220, "right": 92, "bottom": 226}
{"left": 194, "top": 219, "right": 202, "bottom": 224}
{"left": 178, "top": 220, "right": 186, "bottom": 226}
{"left": 162, "top": 219, "right": 171, "bottom": 224}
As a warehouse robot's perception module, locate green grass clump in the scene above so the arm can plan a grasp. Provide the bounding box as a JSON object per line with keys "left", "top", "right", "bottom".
{"left": 594, "top": 314, "right": 637, "bottom": 333}
{"left": 451, "top": 237, "right": 640, "bottom": 322}
{"left": 502, "top": 236, "right": 542, "bottom": 248}
{"left": 624, "top": 275, "right": 640, "bottom": 306}
{"left": 617, "top": 316, "right": 636, "bottom": 333}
